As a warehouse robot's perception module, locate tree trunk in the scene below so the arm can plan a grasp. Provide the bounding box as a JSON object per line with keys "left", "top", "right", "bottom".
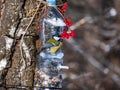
{"left": 114, "top": 0, "right": 120, "bottom": 22}
{"left": 0, "top": 0, "right": 36, "bottom": 90}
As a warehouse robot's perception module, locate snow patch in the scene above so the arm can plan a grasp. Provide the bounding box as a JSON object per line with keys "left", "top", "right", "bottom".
{"left": 9, "top": 26, "right": 16, "bottom": 37}
{"left": 5, "top": 36, "right": 14, "bottom": 50}
{"left": 17, "top": 28, "right": 25, "bottom": 37}
{"left": 22, "top": 41, "right": 31, "bottom": 65}
{"left": 0, "top": 58, "right": 7, "bottom": 70}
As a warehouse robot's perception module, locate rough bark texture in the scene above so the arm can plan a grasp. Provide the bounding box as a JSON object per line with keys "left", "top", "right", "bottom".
{"left": 0, "top": 0, "right": 36, "bottom": 90}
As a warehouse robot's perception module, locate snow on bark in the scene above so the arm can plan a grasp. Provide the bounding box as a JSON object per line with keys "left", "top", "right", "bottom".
{"left": 22, "top": 41, "right": 31, "bottom": 66}
{"left": 4, "top": 36, "right": 14, "bottom": 50}
{"left": 0, "top": 58, "right": 7, "bottom": 71}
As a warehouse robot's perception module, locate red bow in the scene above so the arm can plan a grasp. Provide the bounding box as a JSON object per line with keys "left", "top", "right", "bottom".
{"left": 60, "top": 3, "right": 67, "bottom": 12}
{"left": 64, "top": 18, "right": 72, "bottom": 27}
{"left": 60, "top": 30, "right": 76, "bottom": 39}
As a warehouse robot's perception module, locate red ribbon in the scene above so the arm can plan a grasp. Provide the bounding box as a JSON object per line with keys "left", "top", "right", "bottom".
{"left": 60, "top": 3, "right": 67, "bottom": 12}
{"left": 60, "top": 30, "right": 76, "bottom": 39}
{"left": 64, "top": 18, "right": 72, "bottom": 27}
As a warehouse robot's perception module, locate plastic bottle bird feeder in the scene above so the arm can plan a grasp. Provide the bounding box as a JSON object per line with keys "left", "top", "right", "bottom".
{"left": 34, "top": 1, "right": 67, "bottom": 90}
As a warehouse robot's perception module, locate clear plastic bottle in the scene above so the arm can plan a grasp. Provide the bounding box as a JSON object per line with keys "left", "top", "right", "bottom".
{"left": 34, "top": 1, "right": 66, "bottom": 90}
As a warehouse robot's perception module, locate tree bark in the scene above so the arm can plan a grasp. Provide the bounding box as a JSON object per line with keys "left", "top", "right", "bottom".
{"left": 0, "top": 0, "right": 36, "bottom": 90}
{"left": 114, "top": 0, "right": 120, "bottom": 22}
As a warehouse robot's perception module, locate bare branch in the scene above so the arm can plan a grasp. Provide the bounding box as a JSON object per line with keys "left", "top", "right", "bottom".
{"left": 68, "top": 18, "right": 86, "bottom": 32}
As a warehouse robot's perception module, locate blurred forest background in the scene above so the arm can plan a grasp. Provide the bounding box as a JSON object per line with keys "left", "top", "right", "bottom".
{"left": 0, "top": 0, "right": 120, "bottom": 90}
{"left": 63, "top": 0, "right": 120, "bottom": 90}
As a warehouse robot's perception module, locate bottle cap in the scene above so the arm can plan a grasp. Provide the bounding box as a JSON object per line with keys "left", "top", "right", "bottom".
{"left": 46, "top": 0, "right": 56, "bottom": 5}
